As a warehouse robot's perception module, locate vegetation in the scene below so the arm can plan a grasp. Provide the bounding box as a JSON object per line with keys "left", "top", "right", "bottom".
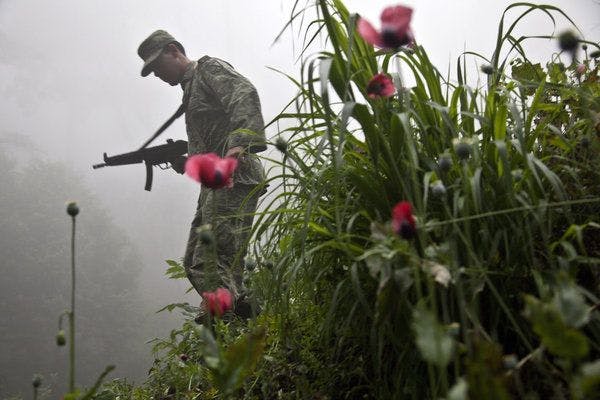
{"left": 10, "top": 0, "right": 600, "bottom": 398}
{"left": 0, "top": 150, "right": 148, "bottom": 398}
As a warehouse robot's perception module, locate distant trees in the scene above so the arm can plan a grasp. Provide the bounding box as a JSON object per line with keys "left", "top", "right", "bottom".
{"left": 0, "top": 145, "right": 150, "bottom": 398}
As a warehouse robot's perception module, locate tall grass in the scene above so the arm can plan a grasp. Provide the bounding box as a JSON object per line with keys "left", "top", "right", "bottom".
{"left": 247, "top": 0, "right": 600, "bottom": 398}
{"left": 91, "top": 2, "right": 599, "bottom": 398}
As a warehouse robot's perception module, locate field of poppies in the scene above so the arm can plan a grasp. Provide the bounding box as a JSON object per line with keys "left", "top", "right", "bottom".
{"left": 27, "top": 0, "right": 600, "bottom": 399}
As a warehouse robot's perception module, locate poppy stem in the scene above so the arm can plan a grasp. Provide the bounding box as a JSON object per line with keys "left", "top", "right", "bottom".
{"left": 69, "top": 214, "right": 76, "bottom": 393}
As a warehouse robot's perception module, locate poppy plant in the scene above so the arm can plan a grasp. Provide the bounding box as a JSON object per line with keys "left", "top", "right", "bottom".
{"left": 392, "top": 201, "right": 416, "bottom": 239}
{"left": 357, "top": 4, "right": 414, "bottom": 50}
{"left": 201, "top": 287, "right": 233, "bottom": 317}
{"left": 367, "top": 73, "right": 395, "bottom": 99}
{"left": 185, "top": 153, "right": 238, "bottom": 189}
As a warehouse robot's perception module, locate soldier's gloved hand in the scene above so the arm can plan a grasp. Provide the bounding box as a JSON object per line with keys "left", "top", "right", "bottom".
{"left": 170, "top": 155, "right": 187, "bottom": 174}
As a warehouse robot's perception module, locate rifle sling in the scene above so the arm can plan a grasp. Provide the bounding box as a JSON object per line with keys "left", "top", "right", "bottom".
{"left": 138, "top": 103, "right": 186, "bottom": 150}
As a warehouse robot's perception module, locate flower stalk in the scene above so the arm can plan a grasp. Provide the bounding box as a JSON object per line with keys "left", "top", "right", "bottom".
{"left": 65, "top": 201, "right": 79, "bottom": 392}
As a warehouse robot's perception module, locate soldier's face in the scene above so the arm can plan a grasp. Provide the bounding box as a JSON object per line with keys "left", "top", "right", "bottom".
{"left": 151, "top": 50, "right": 182, "bottom": 86}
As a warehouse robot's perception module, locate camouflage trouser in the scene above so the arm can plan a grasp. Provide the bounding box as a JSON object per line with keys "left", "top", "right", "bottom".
{"left": 183, "top": 183, "right": 260, "bottom": 298}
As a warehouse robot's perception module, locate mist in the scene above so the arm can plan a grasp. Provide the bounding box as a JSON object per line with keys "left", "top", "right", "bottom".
{"left": 0, "top": 0, "right": 597, "bottom": 397}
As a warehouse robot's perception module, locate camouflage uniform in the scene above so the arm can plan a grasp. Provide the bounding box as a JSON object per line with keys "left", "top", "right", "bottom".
{"left": 180, "top": 56, "right": 267, "bottom": 297}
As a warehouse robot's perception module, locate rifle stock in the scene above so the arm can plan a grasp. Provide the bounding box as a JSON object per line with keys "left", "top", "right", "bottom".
{"left": 92, "top": 139, "right": 188, "bottom": 191}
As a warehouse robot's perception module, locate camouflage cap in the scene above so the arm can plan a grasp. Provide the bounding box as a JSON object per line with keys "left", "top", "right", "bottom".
{"left": 137, "top": 30, "right": 184, "bottom": 77}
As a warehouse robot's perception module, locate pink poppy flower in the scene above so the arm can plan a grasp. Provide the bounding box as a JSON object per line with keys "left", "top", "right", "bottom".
{"left": 185, "top": 153, "right": 238, "bottom": 189}
{"left": 201, "top": 287, "right": 233, "bottom": 317}
{"left": 367, "top": 73, "right": 396, "bottom": 99}
{"left": 357, "top": 5, "right": 414, "bottom": 50}
{"left": 392, "top": 201, "right": 416, "bottom": 239}
{"left": 576, "top": 64, "right": 587, "bottom": 76}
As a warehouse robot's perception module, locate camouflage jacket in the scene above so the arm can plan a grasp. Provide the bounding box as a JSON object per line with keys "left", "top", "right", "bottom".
{"left": 181, "top": 56, "right": 267, "bottom": 185}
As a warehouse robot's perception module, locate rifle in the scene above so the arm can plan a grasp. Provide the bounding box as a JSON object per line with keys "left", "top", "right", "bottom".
{"left": 92, "top": 139, "right": 188, "bottom": 191}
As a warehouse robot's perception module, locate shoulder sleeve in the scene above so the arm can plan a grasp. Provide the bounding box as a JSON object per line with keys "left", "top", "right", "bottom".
{"left": 202, "top": 59, "right": 267, "bottom": 153}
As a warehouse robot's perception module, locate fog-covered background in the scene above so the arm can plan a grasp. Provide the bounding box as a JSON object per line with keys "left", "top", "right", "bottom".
{"left": 1, "top": 0, "right": 597, "bottom": 397}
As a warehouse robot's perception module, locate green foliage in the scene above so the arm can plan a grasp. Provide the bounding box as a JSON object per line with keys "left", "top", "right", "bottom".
{"left": 0, "top": 147, "right": 149, "bottom": 398}
{"left": 413, "top": 302, "right": 455, "bottom": 367}
{"left": 59, "top": 1, "right": 600, "bottom": 399}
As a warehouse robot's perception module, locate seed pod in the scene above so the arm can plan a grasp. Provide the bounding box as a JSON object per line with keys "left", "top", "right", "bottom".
{"left": 66, "top": 202, "right": 79, "bottom": 217}
{"left": 56, "top": 330, "right": 66, "bottom": 346}
{"left": 275, "top": 137, "right": 288, "bottom": 154}
{"left": 438, "top": 155, "right": 453, "bottom": 172}
{"left": 196, "top": 224, "right": 213, "bottom": 245}
{"left": 431, "top": 182, "right": 447, "bottom": 197}
{"left": 480, "top": 64, "right": 494, "bottom": 75}
{"left": 558, "top": 30, "right": 579, "bottom": 52}
{"left": 454, "top": 142, "right": 471, "bottom": 160}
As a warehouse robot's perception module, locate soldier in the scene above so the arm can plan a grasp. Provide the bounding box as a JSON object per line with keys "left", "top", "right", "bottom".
{"left": 137, "top": 30, "right": 267, "bottom": 319}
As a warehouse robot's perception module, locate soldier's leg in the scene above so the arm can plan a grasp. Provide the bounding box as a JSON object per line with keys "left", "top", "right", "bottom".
{"left": 184, "top": 190, "right": 213, "bottom": 295}
{"left": 201, "top": 184, "right": 260, "bottom": 297}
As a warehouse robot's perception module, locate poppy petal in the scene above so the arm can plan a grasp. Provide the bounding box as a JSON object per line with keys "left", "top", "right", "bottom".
{"left": 357, "top": 17, "right": 383, "bottom": 47}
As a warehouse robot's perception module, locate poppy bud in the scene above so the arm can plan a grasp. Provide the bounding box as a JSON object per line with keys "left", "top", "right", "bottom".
{"left": 558, "top": 30, "right": 579, "bottom": 52}
{"left": 438, "top": 155, "right": 453, "bottom": 172}
{"left": 431, "top": 182, "right": 446, "bottom": 197}
{"left": 480, "top": 64, "right": 494, "bottom": 75}
{"left": 196, "top": 224, "right": 213, "bottom": 245}
{"left": 447, "top": 322, "right": 460, "bottom": 337}
{"left": 503, "top": 354, "right": 518, "bottom": 369}
{"left": 56, "top": 330, "right": 66, "bottom": 346}
{"left": 32, "top": 375, "right": 42, "bottom": 388}
{"left": 576, "top": 64, "right": 587, "bottom": 76}
{"left": 275, "top": 137, "right": 288, "bottom": 154}
{"left": 582, "top": 44, "right": 588, "bottom": 51}
{"left": 244, "top": 258, "right": 256, "bottom": 271}
{"left": 580, "top": 136, "right": 590, "bottom": 147}
{"left": 454, "top": 142, "right": 471, "bottom": 160}
{"left": 512, "top": 169, "right": 523, "bottom": 182}
{"left": 66, "top": 202, "right": 79, "bottom": 217}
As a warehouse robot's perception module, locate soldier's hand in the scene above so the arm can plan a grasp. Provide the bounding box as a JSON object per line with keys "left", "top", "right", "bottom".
{"left": 170, "top": 155, "right": 187, "bottom": 174}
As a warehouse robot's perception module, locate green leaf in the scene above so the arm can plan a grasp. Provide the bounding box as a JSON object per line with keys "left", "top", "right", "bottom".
{"left": 524, "top": 295, "right": 589, "bottom": 360}
{"left": 447, "top": 378, "right": 468, "bottom": 400}
{"left": 80, "top": 365, "right": 116, "bottom": 400}
{"left": 165, "top": 259, "right": 187, "bottom": 280}
{"left": 553, "top": 282, "right": 590, "bottom": 328}
{"left": 412, "top": 303, "right": 455, "bottom": 367}
{"left": 212, "top": 327, "right": 266, "bottom": 395}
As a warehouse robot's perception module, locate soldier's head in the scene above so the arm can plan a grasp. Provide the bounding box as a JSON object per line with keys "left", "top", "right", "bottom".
{"left": 138, "top": 30, "right": 190, "bottom": 86}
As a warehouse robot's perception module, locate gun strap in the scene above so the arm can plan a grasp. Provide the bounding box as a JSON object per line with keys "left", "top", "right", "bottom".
{"left": 138, "top": 103, "right": 186, "bottom": 150}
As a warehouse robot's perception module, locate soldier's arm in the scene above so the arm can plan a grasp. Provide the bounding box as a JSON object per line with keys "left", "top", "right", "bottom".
{"left": 203, "top": 60, "right": 268, "bottom": 154}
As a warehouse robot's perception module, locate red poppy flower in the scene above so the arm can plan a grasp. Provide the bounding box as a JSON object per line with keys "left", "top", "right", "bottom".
{"left": 392, "top": 201, "right": 416, "bottom": 239}
{"left": 185, "top": 153, "right": 238, "bottom": 189}
{"left": 201, "top": 287, "right": 233, "bottom": 317}
{"left": 357, "top": 5, "right": 414, "bottom": 50}
{"left": 367, "top": 73, "right": 396, "bottom": 99}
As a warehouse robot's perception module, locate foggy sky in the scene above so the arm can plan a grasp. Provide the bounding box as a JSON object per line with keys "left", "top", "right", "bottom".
{"left": 0, "top": 0, "right": 598, "bottom": 389}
